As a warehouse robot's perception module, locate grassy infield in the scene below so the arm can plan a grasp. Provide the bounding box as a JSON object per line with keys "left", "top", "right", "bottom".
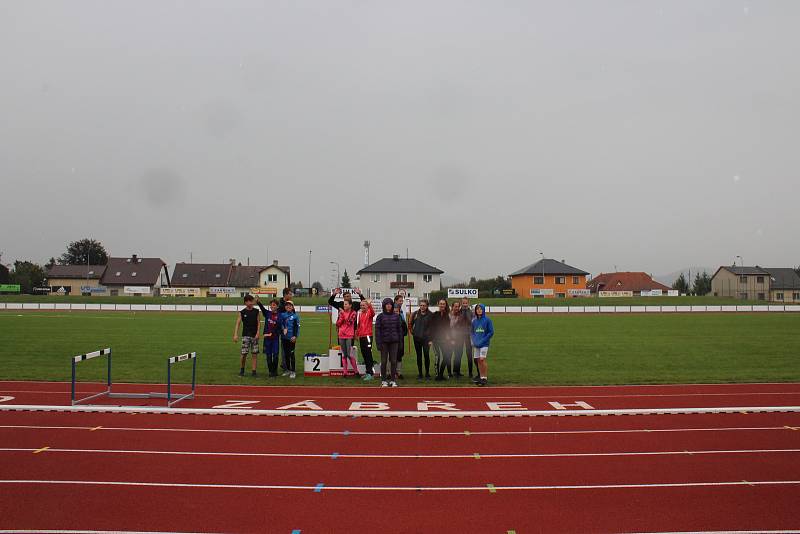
{"left": 0, "top": 307, "right": 798, "bottom": 386}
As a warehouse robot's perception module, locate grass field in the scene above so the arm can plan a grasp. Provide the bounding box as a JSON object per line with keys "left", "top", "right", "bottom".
{"left": 1, "top": 310, "right": 798, "bottom": 386}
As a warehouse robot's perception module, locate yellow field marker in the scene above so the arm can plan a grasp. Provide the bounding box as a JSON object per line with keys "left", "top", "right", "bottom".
{"left": 90, "top": 426, "right": 102, "bottom": 432}
{"left": 785, "top": 426, "right": 799, "bottom": 431}
{"left": 33, "top": 446, "right": 50, "bottom": 454}
{"left": 742, "top": 480, "right": 755, "bottom": 487}
{"left": 464, "top": 430, "right": 471, "bottom": 436}
{"left": 507, "top": 531, "right": 517, "bottom": 534}
{"left": 487, "top": 483, "right": 496, "bottom": 493}
{"left": 473, "top": 453, "right": 481, "bottom": 459}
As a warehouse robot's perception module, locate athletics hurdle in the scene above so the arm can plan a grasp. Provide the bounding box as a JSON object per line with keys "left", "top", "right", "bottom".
{"left": 71, "top": 348, "right": 197, "bottom": 407}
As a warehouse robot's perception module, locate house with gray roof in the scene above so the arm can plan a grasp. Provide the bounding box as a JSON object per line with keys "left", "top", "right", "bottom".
{"left": 765, "top": 268, "right": 800, "bottom": 303}
{"left": 100, "top": 255, "right": 169, "bottom": 296}
{"left": 356, "top": 255, "right": 443, "bottom": 300}
{"left": 46, "top": 264, "right": 107, "bottom": 295}
{"left": 710, "top": 265, "right": 771, "bottom": 300}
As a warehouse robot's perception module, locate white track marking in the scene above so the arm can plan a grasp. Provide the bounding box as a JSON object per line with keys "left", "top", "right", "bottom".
{"left": 2, "top": 447, "right": 799, "bottom": 460}
{"left": 628, "top": 531, "right": 800, "bottom": 534}
{"left": 0, "top": 531, "right": 220, "bottom": 534}
{"left": 5, "top": 389, "right": 800, "bottom": 400}
{"left": 2, "top": 479, "right": 800, "bottom": 491}
{"left": 2, "top": 423, "right": 795, "bottom": 436}
{"left": 2, "top": 404, "right": 800, "bottom": 417}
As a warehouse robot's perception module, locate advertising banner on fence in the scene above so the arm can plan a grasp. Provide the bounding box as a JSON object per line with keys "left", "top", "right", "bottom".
{"left": 80, "top": 286, "right": 106, "bottom": 294}
{"left": 160, "top": 287, "right": 202, "bottom": 297}
{"left": 51, "top": 286, "right": 71, "bottom": 295}
{"left": 123, "top": 286, "right": 151, "bottom": 294}
{"left": 0, "top": 284, "right": 21, "bottom": 293}
{"left": 530, "top": 288, "right": 554, "bottom": 296}
{"left": 568, "top": 289, "right": 592, "bottom": 297}
{"left": 209, "top": 287, "right": 236, "bottom": 295}
{"left": 667, "top": 290, "right": 679, "bottom": 297}
{"left": 640, "top": 290, "right": 664, "bottom": 297}
{"left": 599, "top": 291, "right": 634, "bottom": 298}
{"left": 448, "top": 288, "right": 478, "bottom": 299}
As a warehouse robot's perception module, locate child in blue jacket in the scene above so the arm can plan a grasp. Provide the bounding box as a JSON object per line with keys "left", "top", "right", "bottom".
{"left": 470, "top": 304, "right": 494, "bottom": 386}
{"left": 278, "top": 301, "right": 300, "bottom": 379}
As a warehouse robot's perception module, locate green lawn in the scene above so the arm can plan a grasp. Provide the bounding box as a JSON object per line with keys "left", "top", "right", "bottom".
{"left": 0, "top": 310, "right": 798, "bottom": 386}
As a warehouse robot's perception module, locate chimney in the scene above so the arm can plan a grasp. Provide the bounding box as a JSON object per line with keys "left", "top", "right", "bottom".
{"left": 229, "top": 258, "right": 236, "bottom": 265}
{"left": 393, "top": 254, "right": 400, "bottom": 261}
{"left": 273, "top": 260, "right": 279, "bottom": 266}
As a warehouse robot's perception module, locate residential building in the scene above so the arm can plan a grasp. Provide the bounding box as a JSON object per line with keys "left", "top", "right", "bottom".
{"left": 356, "top": 255, "right": 443, "bottom": 300}
{"left": 46, "top": 264, "right": 107, "bottom": 296}
{"left": 710, "top": 266, "right": 770, "bottom": 300}
{"left": 100, "top": 255, "right": 169, "bottom": 296}
{"left": 509, "top": 258, "right": 589, "bottom": 299}
{"left": 764, "top": 268, "right": 800, "bottom": 303}
{"left": 170, "top": 263, "right": 233, "bottom": 297}
{"left": 228, "top": 265, "right": 266, "bottom": 298}
{"left": 587, "top": 272, "right": 671, "bottom": 296}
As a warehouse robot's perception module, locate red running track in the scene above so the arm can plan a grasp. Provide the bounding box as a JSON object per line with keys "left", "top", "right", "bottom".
{"left": 1, "top": 382, "right": 800, "bottom": 533}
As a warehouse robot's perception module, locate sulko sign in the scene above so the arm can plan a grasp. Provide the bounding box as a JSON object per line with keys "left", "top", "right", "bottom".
{"left": 447, "top": 288, "right": 478, "bottom": 299}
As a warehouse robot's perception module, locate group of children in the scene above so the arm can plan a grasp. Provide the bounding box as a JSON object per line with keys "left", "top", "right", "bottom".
{"left": 233, "top": 288, "right": 300, "bottom": 378}
{"left": 235, "top": 289, "right": 494, "bottom": 387}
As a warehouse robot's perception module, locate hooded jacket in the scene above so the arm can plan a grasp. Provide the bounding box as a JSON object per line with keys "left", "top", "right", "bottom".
{"left": 410, "top": 307, "right": 435, "bottom": 341}
{"left": 336, "top": 307, "right": 357, "bottom": 339}
{"left": 374, "top": 298, "right": 403, "bottom": 346}
{"left": 356, "top": 304, "right": 375, "bottom": 338}
{"left": 278, "top": 309, "right": 300, "bottom": 340}
{"left": 470, "top": 304, "right": 494, "bottom": 348}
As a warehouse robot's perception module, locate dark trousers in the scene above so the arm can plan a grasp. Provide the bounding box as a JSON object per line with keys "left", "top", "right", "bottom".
{"left": 263, "top": 338, "right": 280, "bottom": 375}
{"left": 281, "top": 338, "right": 296, "bottom": 372}
{"left": 453, "top": 335, "right": 473, "bottom": 376}
{"left": 379, "top": 342, "right": 399, "bottom": 381}
{"left": 359, "top": 336, "right": 375, "bottom": 375}
{"left": 413, "top": 337, "right": 431, "bottom": 376}
{"left": 434, "top": 342, "right": 451, "bottom": 378}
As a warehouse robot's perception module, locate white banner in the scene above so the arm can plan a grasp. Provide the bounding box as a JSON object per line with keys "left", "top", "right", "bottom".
{"left": 448, "top": 288, "right": 478, "bottom": 299}
{"left": 568, "top": 289, "right": 591, "bottom": 297}
{"left": 530, "top": 288, "right": 554, "bottom": 296}
{"left": 667, "top": 289, "right": 679, "bottom": 297}
{"left": 209, "top": 287, "right": 236, "bottom": 295}
{"left": 599, "top": 291, "right": 633, "bottom": 298}
{"left": 160, "top": 287, "right": 201, "bottom": 297}
{"left": 640, "top": 290, "right": 664, "bottom": 297}
{"left": 123, "top": 286, "right": 151, "bottom": 294}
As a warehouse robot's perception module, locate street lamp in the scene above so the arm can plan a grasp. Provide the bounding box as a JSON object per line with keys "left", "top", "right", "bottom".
{"left": 537, "top": 251, "right": 544, "bottom": 299}
{"left": 330, "top": 261, "right": 340, "bottom": 287}
{"left": 308, "top": 250, "right": 312, "bottom": 289}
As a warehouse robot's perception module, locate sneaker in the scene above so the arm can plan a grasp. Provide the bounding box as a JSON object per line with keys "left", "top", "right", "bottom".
{"left": 289, "top": 372, "right": 296, "bottom": 379}
{"left": 389, "top": 381, "right": 398, "bottom": 387}
{"left": 362, "top": 374, "right": 374, "bottom": 381}
{"left": 239, "top": 368, "right": 245, "bottom": 377}
{"left": 473, "top": 376, "right": 481, "bottom": 384}
{"left": 478, "top": 378, "right": 488, "bottom": 387}
{"left": 281, "top": 371, "right": 290, "bottom": 377}
{"left": 380, "top": 381, "right": 389, "bottom": 387}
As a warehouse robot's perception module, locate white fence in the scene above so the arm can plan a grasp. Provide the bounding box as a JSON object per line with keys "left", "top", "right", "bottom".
{"left": 2, "top": 302, "right": 799, "bottom": 314}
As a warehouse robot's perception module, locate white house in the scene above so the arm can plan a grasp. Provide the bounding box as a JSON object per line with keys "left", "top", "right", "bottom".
{"left": 258, "top": 261, "right": 291, "bottom": 296}
{"left": 356, "top": 255, "right": 443, "bottom": 301}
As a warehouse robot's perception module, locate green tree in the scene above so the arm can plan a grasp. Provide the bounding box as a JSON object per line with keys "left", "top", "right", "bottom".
{"left": 59, "top": 238, "right": 109, "bottom": 265}
{"left": 692, "top": 271, "right": 712, "bottom": 296}
{"left": 672, "top": 273, "right": 690, "bottom": 295}
{"left": 11, "top": 261, "right": 46, "bottom": 293}
{"left": 0, "top": 263, "right": 9, "bottom": 284}
{"left": 341, "top": 270, "right": 351, "bottom": 288}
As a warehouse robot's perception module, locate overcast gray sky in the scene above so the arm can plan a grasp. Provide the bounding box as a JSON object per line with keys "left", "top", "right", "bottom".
{"left": 1, "top": 0, "right": 798, "bottom": 284}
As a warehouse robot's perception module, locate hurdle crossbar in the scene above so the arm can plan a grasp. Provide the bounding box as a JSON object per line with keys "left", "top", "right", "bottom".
{"left": 71, "top": 348, "right": 112, "bottom": 405}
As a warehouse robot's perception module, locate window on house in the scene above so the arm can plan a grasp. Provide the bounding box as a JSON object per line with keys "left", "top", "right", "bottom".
{"left": 533, "top": 276, "right": 544, "bottom": 285}
{"left": 396, "top": 274, "right": 408, "bottom": 282}
{"left": 181, "top": 273, "right": 188, "bottom": 278}
{"left": 572, "top": 276, "right": 580, "bottom": 285}
{"left": 215, "top": 273, "right": 221, "bottom": 278}
{"left": 556, "top": 293, "right": 566, "bottom": 298}
{"left": 423, "top": 274, "right": 432, "bottom": 283}
{"left": 423, "top": 292, "right": 430, "bottom": 300}
{"left": 88, "top": 270, "right": 94, "bottom": 276}
{"left": 131, "top": 272, "right": 137, "bottom": 277}
{"left": 555, "top": 276, "right": 565, "bottom": 285}
{"left": 373, "top": 292, "right": 381, "bottom": 299}
{"left": 267, "top": 274, "right": 278, "bottom": 282}
{"left": 776, "top": 292, "right": 784, "bottom": 301}
{"left": 794, "top": 292, "right": 800, "bottom": 300}
{"left": 740, "top": 276, "right": 748, "bottom": 283}
{"left": 115, "top": 272, "right": 121, "bottom": 276}
{"left": 757, "top": 276, "right": 764, "bottom": 284}
{"left": 372, "top": 274, "right": 380, "bottom": 283}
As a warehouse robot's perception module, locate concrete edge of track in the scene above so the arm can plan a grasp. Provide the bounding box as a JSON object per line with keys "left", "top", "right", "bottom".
{"left": 2, "top": 404, "right": 800, "bottom": 417}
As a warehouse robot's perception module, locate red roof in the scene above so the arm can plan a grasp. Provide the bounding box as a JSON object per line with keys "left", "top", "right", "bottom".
{"left": 587, "top": 272, "right": 670, "bottom": 293}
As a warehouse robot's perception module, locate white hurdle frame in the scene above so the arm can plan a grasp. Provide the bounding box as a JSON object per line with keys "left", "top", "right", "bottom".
{"left": 70, "top": 348, "right": 197, "bottom": 407}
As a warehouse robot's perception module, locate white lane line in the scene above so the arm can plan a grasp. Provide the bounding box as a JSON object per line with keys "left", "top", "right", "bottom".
{"left": 0, "top": 424, "right": 797, "bottom": 436}
{"left": 2, "top": 447, "right": 799, "bottom": 460}
{"left": 2, "top": 479, "right": 800, "bottom": 491}
{"left": 628, "top": 531, "right": 800, "bottom": 534}
{"left": 2, "top": 404, "right": 800, "bottom": 417}
{"left": 0, "top": 531, "right": 219, "bottom": 534}
{"left": 5, "top": 389, "right": 800, "bottom": 400}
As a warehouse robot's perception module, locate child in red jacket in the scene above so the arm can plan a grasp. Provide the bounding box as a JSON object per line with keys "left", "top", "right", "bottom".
{"left": 355, "top": 297, "right": 375, "bottom": 380}
{"left": 335, "top": 299, "right": 359, "bottom": 377}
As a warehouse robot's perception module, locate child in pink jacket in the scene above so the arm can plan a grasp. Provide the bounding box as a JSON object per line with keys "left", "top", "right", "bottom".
{"left": 335, "top": 300, "right": 359, "bottom": 377}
